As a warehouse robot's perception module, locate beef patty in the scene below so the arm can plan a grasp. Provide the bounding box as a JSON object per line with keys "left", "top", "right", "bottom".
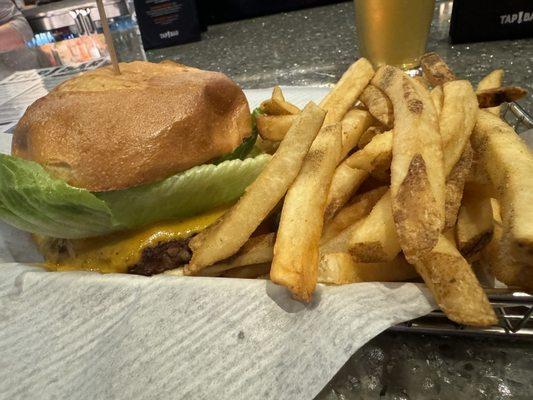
{"left": 128, "top": 237, "right": 193, "bottom": 276}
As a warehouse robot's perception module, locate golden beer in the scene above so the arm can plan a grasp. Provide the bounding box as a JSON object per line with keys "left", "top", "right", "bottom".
{"left": 354, "top": 0, "right": 435, "bottom": 69}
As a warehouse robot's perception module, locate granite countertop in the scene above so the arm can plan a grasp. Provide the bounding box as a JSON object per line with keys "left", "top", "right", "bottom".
{"left": 143, "top": 2, "right": 533, "bottom": 399}
{"left": 146, "top": 1, "right": 533, "bottom": 111}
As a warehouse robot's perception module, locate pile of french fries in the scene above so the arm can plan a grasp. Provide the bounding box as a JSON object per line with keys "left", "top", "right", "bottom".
{"left": 169, "top": 53, "right": 532, "bottom": 327}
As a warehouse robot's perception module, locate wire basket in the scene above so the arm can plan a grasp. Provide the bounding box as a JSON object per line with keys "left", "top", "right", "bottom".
{"left": 392, "top": 102, "right": 533, "bottom": 338}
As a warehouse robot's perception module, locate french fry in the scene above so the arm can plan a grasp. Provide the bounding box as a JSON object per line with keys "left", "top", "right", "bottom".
{"left": 318, "top": 253, "right": 418, "bottom": 285}
{"left": 444, "top": 142, "right": 473, "bottom": 230}
{"left": 414, "top": 75, "right": 430, "bottom": 89}
{"left": 359, "top": 85, "right": 394, "bottom": 128}
{"left": 357, "top": 126, "right": 383, "bottom": 149}
{"left": 347, "top": 191, "right": 401, "bottom": 262}
{"left": 430, "top": 86, "right": 443, "bottom": 116}
{"left": 187, "top": 102, "right": 326, "bottom": 272}
{"left": 477, "top": 69, "right": 504, "bottom": 91}
{"left": 324, "top": 130, "right": 393, "bottom": 220}
{"left": 164, "top": 267, "right": 184, "bottom": 276}
{"left": 456, "top": 185, "right": 494, "bottom": 259}
{"left": 344, "top": 130, "right": 393, "bottom": 171}
{"left": 260, "top": 98, "right": 300, "bottom": 115}
{"left": 440, "top": 80, "right": 478, "bottom": 176}
{"left": 193, "top": 233, "right": 275, "bottom": 277}
{"left": 471, "top": 110, "right": 533, "bottom": 266}
{"left": 477, "top": 69, "right": 503, "bottom": 115}
{"left": 320, "top": 58, "right": 375, "bottom": 124}
{"left": 222, "top": 263, "right": 271, "bottom": 279}
{"left": 320, "top": 219, "right": 364, "bottom": 255}
{"left": 476, "top": 86, "right": 527, "bottom": 108}
{"left": 321, "top": 186, "right": 387, "bottom": 244}
{"left": 373, "top": 66, "right": 445, "bottom": 260}
{"left": 482, "top": 219, "right": 533, "bottom": 292}
{"left": 271, "top": 123, "right": 342, "bottom": 301}
{"left": 340, "top": 109, "right": 374, "bottom": 159}
{"left": 324, "top": 164, "right": 368, "bottom": 221}
{"left": 420, "top": 52, "right": 456, "bottom": 86}
{"left": 271, "top": 85, "right": 285, "bottom": 102}
{"left": 438, "top": 81, "right": 478, "bottom": 230}
{"left": 256, "top": 114, "right": 297, "bottom": 141}
{"left": 255, "top": 136, "right": 280, "bottom": 155}
{"left": 414, "top": 233, "right": 497, "bottom": 327}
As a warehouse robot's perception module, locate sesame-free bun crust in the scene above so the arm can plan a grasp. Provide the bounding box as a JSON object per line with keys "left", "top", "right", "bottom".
{"left": 12, "top": 61, "right": 251, "bottom": 191}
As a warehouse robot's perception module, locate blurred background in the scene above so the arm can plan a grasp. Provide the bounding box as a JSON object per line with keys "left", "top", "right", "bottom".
{"left": 1, "top": 0, "right": 531, "bottom": 84}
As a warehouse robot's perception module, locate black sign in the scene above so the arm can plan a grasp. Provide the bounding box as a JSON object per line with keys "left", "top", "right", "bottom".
{"left": 134, "top": 0, "right": 201, "bottom": 50}
{"left": 450, "top": 0, "right": 533, "bottom": 43}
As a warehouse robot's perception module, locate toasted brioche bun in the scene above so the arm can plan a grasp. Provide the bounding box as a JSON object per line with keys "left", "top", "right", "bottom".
{"left": 12, "top": 61, "right": 251, "bottom": 191}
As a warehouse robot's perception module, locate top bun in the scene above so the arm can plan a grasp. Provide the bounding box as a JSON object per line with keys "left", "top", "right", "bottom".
{"left": 12, "top": 61, "right": 251, "bottom": 191}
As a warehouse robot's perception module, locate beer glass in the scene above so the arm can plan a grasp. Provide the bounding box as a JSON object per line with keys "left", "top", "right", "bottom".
{"left": 354, "top": 0, "right": 435, "bottom": 69}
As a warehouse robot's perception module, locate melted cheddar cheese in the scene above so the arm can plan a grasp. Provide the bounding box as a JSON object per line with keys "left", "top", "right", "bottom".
{"left": 43, "top": 207, "right": 227, "bottom": 274}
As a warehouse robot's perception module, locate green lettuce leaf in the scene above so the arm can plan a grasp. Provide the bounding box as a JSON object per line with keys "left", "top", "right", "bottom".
{"left": 0, "top": 154, "right": 117, "bottom": 238}
{"left": 0, "top": 153, "right": 270, "bottom": 239}
{"left": 98, "top": 154, "right": 270, "bottom": 228}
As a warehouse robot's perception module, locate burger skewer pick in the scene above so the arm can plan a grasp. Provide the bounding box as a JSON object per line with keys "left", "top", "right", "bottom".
{"left": 96, "top": 0, "right": 121, "bottom": 75}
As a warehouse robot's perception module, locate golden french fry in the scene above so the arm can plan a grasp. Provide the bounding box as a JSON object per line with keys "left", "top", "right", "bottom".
{"left": 476, "top": 86, "right": 527, "bottom": 108}
{"left": 477, "top": 69, "right": 504, "bottom": 91}
{"left": 471, "top": 110, "right": 533, "bottom": 266}
{"left": 359, "top": 85, "right": 393, "bottom": 128}
{"left": 193, "top": 233, "right": 275, "bottom": 277}
{"left": 348, "top": 190, "right": 401, "bottom": 262}
{"left": 320, "top": 58, "right": 375, "bottom": 124}
{"left": 477, "top": 69, "right": 503, "bottom": 116}
{"left": 456, "top": 185, "right": 494, "bottom": 259}
{"left": 260, "top": 98, "right": 300, "bottom": 115}
{"left": 420, "top": 52, "right": 456, "bottom": 86}
{"left": 482, "top": 219, "right": 533, "bottom": 292}
{"left": 345, "top": 129, "right": 393, "bottom": 171}
{"left": 271, "top": 85, "right": 285, "bottom": 102}
{"left": 440, "top": 80, "right": 478, "bottom": 176}
{"left": 256, "top": 114, "right": 297, "bottom": 141}
{"left": 324, "top": 130, "right": 393, "bottom": 220}
{"left": 320, "top": 220, "right": 364, "bottom": 255}
{"left": 413, "top": 75, "right": 430, "bottom": 89}
{"left": 340, "top": 109, "right": 374, "bottom": 159}
{"left": 357, "top": 126, "right": 383, "bottom": 149}
{"left": 373, "top": 66, "right": 445, "bottom": 260}
{"left": 321, "top": 186, "right": 387, "bottom": 244}
{"left": 323, "top": 165, "right": 368, "bottom": 222}
{"left": 430, "top": 86, "right": 443, "bottom": 116}
{"left": 187, "top": 102, "right": 326, "bottom": 272}
{"left": 318, "top": 253, "right": 418, "bottom": 285}
{"left": 255, "top": 136, "right": 280, "bottom": 155}
{"left": 271, "top": 123, "right": 342, "bottom": 302}
{"left": 414, "top": 234, "right": 497, "bottom": 327}
{"left": 164, "top": 267, "right": 184, "bottom": 276}
{"left": 444, "top": 143, "right": 473, "bottom": 230}
{"left": 222, "top": 263, "right": 271, "bottom": 279}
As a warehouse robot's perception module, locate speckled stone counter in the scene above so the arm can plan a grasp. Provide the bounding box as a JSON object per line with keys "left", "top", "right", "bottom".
{"left": 144, "top": 2, "right": 533, "bottom": 399}
{"left": 146, "top": 1, "right": 533, "bottom": 111}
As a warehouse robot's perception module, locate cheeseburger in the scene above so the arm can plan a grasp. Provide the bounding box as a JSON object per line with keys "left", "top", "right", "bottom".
{"left": 1, "top": 61, "right": 269, "bottom": 275}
